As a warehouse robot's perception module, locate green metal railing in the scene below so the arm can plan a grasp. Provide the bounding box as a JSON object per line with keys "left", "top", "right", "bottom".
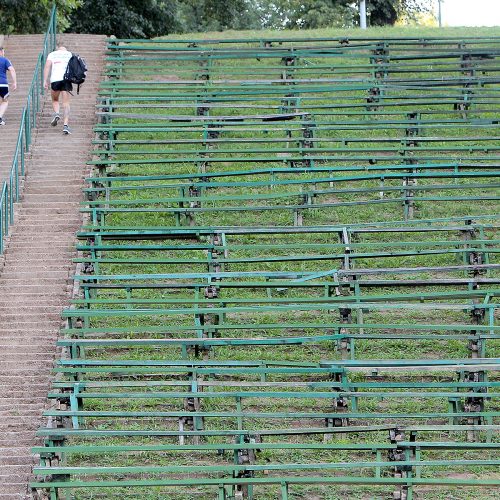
{"left": 0, "top": 5, "right": 56, "bottom": 254}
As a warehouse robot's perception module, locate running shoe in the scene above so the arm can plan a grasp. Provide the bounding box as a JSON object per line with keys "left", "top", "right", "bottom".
{"left": 63, "top": 125, "right": 72, "bottom": 135}
{"left": 51, "top": 114, "right": 60, "bottom": 126}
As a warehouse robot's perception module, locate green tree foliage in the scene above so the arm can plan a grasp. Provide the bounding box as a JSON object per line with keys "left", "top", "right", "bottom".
{"left": 179, "top": 0, "right": 260, "bottom": 32}
{"left": 256, "top": 0, "right": 432, "bottom": 29}
{"left": 68, "top": 0, "right": 259, "bottom": 36}
{"left": 256, "top": 0, "right": 355, "bottom": 29}
{"left": 67, "top": 0, "right": 432, "bottom": 37}
{"left": 0, "top": 0, "right": 80, "bottom": 34}
{"left": 368, "top": 0, "right": 399, "bottom": 26}
{"left": 369, "top": 0, "right": 433, "bottom": 26}
{"left": 0, "top": 0, "right": 434, "bottom": 37}
{"left": 68, "top": 0, "right": 179, "bottom": 38}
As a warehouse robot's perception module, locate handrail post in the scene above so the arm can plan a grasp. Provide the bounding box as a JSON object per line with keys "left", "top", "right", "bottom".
{"left": 40, "top": 53, "right": 45, "bottom": 96}
{"left": 0, "top": 182, "right": 7, "bottom": 252}
{"left": 52, "top": 4, "right": 57, "bottom": 51}
{"left": 21, "top": 109, "right": 26, "bottom": 176}
{"left": 9, "top": 176, "right": 14, "bottom": 225}
{"left": 25, "top": 102, "right": 30, "bottom": 151}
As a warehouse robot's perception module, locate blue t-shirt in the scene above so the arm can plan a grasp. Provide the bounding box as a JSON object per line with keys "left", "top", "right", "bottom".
{"left": 0, "top": 57, "right": 13, "bottom": 85}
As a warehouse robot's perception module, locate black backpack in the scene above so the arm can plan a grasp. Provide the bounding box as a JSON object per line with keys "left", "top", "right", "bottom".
{"left": 63, "top": 53, "right": 87, "bottom": 94}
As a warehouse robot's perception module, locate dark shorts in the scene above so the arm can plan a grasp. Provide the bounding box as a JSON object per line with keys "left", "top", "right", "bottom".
{"left": 51, "top": 80, "right": 73, "bottom": 92}
{"left": 0, "top": 86, "right": 9, "bottom": 99}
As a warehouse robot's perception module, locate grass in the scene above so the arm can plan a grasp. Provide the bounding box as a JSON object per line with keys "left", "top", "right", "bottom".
{"left": 35, "top": 25, "right": 500, "bottom": 500}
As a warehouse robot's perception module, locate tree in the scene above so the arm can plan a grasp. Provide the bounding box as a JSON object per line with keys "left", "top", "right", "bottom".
{"left": 68, "top": 0, "right": 179, "bottom": 38}
{"left": 178, "top": 0, "right": 260, "bottom": 33}
{"left": 70, "top": 0, "right": 260, "bottom": 36}
{"left": 255, "top": 0, "right": 432, "bottom": 29}
{"left": 1, "top": 0, "right": 434, "bottom": 37}
{"left": 368, "top": 0, "right": 433, "bottom": 26}
{"left": 256, "top": 0, "right": 355, "bottom": 29}
{"left": 0, "top": 0, "right": 80, "bottom": 34}
{"left": 367, "top": 0, "right": 398, "bottom": 26}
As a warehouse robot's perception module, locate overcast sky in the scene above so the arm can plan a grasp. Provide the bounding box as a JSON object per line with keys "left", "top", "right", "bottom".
{"left": 438, "top": 0, "right": 500, "bottom": 26}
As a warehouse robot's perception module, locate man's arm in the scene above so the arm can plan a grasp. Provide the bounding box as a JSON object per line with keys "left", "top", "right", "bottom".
{"left": 7, "top": 65, "right": 16, "bottom": 91}
{"left": 43, "top": 58, "right": 52, "bottom": 89}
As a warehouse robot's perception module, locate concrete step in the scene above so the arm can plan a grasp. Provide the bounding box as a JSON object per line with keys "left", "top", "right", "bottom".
{"left": 15, "top": 214, "right": 82, "bottom": 221}
{"left": 0, "top": 274, "right": 71, "bottom": 281}
{"left": 0, "top": 384, "right": 53, "bottom": 393}
{"left": 0, "top": 366, "right": 58, "bottom": 376}
{"left": 0, "top": 375, "right": 56, "bottom": 384}
{"left": 0, "top": 264, "right": 73, "bottom": 271}
{"left": 0, "top": 406, "right": 49, "bottom": 416}
{"left": 0, "top": 268, "right": 70, "bottom": 276}
{"left": 0, "top": 295, "right": 64, "bottom": 301}
{"left": 0, "top": 464, "right": 33, "bottom": 474}
{"left": 5, "top": 239, "right": 76, "bottom": 245}
{"left": 0, "top": 456, "right": 33, "bottom": 468}
{"left": 0, "top": 286, "right": 70, "bottom": 295}
{"left": 23, "top": 184, "right": 83, "bottom": 191}
{"left": 1, "top": 256, "right": 75, "bottom": 264}
{"left": 0, "top": 353, "right": 57, "bottom": 360}
{"left": 0, "top": 305, "right": 62, "bottom": 313}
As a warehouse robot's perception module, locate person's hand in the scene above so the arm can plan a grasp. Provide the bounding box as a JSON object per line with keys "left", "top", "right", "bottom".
{"left": 11, "top": 83, "right": 17, "bottom": 91}
{"left": 44, "top": 81, "right": 49, "bottom": 90}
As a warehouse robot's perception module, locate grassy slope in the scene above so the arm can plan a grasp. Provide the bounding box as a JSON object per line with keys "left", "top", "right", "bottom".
{"left": 158, "top": 25, "right": 500, "bottom": 41}
{"left": 67, "top": 25, "right": 500, "bottom": 499}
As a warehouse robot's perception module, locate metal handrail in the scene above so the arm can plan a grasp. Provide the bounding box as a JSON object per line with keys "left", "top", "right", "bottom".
{"left": 0, "top": 4, "right": 56, "bottom": 255}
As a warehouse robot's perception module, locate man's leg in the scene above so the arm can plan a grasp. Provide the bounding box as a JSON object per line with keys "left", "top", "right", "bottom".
{"left": 51, "top": 89, "right": 61, "bottom": 125}
{"left": 61, "top": 90, "right": 72, "bottom": 134}
{"left": 51, "top": 89, "right": 61, "bottom": 114}
{"left": 61, "top": 91, "right": 71, "bottom": 126}
{"left": 0, "top": 96, "right": 8, "bottom": 123}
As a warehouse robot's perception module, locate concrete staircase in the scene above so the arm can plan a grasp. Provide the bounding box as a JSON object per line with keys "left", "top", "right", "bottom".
{"left": 0, "top": 33, "right": 106, "bottom": 499}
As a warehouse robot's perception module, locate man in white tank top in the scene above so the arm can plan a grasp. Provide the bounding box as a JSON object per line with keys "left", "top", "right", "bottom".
{"left": 43, "top": 43, "right": 73, "bottom": 135}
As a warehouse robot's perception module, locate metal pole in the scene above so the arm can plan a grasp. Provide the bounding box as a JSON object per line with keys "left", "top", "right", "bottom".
{"left": 360, "top": 0, "right": 367, "bottom": 29}
{"left": 438, "top": 0, "right": 443, "bottom": 28}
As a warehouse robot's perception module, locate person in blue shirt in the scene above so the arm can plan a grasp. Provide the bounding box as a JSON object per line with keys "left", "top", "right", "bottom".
{"left": 0, "top": 46, "right": 17, "bottom": 126}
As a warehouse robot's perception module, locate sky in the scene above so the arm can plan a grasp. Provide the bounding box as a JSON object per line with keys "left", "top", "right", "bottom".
{"left": 437, "top": 0, "right": 500, "bottom": 27}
